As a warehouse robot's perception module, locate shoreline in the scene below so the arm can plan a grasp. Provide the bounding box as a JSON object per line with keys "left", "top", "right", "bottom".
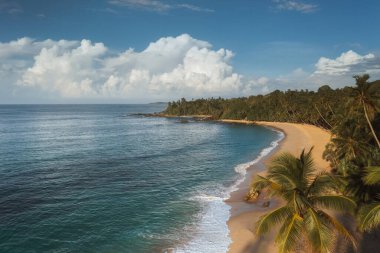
{"left": 224, "top": 120, "right": 331, "bottom": 253}
{"left": 157, "top": 115, "right": 332, "bottom": 252}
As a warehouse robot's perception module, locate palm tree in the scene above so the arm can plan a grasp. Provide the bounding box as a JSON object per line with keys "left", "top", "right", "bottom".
{"left": 251, "top": 148, "right": 356, "bottom": 253}
{"left": 357, "top": 166, "right": 380, "bottom": 232}
{"left": 330, "top": 117, "right": 372, "bottom": 162}
{"left": 332, "top": 135, "right": 370, "bottom": 161}
{"left": 350, "top": 74, "right": 380, "bottom": 149}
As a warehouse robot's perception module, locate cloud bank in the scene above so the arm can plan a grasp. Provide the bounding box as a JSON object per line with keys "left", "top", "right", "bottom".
{"left": 2, "top": 34, "right": 243, "bottom": 101}
{"left": 1, "top": 34, "right": 379, "bottom": 103}
{"left": 314, "top": 50, "right": 377, "bottom": 75}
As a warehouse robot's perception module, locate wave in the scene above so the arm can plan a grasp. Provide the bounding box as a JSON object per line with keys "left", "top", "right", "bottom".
{"left": 175, "top": 194, "right": 230, "bottom": 253}
{"left": 228, "top": 128, "right": 285, "bottom": 195}
{"left": 173, "top": 128, "right": 285, "bottom": 253}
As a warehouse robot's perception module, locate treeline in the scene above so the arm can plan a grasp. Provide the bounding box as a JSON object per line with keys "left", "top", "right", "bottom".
{"left": 164, "top": 80, "right": 379, "bottom": 131}
{"left": 165, "top": 75, "right": 380, "bottom": 240}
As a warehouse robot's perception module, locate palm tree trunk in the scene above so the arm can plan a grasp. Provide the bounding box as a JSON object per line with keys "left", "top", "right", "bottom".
{"left": 362, "top": 101, "right": 380, "bottom": 149}
{"left": 314, "top": 104, "right": 333, "bottom": 128}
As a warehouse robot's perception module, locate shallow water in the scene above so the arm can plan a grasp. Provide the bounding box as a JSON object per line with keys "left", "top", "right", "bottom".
{"left": 0, "top": 104, "right": 280, "bottom": 253}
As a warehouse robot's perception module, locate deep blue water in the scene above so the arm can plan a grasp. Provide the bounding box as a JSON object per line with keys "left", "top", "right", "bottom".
{"left": 0, "top": 104, "right": 279, "bottom": 253}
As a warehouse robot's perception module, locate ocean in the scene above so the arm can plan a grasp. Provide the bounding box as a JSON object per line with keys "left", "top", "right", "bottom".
{"left": 0, "top": 104, "right": 282, "bottom": 253}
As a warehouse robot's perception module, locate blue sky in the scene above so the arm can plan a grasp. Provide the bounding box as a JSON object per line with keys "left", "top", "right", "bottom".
{"left": 1, "top": 0, "right": 380, "bottom": 103}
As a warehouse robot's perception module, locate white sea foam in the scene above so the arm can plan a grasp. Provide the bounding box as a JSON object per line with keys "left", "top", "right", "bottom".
{"left": 174, "top": 128, "right": 284, "bottom": 253}
{"left": 175, "top": 195, "right": 231, "bottom": 253}
{"left": 228, "top": 128, "right": 285, "bottom": 195}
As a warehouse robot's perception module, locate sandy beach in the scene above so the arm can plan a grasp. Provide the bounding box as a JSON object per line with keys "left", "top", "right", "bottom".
{"left": 224, "top": 121, "right": 331, "bottom": 253}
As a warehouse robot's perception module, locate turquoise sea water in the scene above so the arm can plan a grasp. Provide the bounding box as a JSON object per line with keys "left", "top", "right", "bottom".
{"left": 0, "top": 104, "right": 281, "bottom": 253}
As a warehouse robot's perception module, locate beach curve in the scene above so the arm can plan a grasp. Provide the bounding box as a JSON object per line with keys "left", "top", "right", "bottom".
{"left": 224, "top": 121, "right": 331, "bottom": 253}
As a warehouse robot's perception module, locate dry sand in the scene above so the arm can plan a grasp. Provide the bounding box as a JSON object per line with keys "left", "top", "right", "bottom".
{"left": 222, "top": 121, "right": 331, "bottom": 253}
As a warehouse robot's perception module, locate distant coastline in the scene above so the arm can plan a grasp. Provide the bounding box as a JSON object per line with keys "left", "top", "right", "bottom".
{"left": 148, "top": 102, "right": 168, "bottom": 105}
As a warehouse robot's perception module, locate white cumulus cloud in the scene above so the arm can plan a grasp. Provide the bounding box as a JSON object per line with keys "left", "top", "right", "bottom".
{"left": 242, "top": 77, "right": 270, "bottom": 94}
{"left": 243, "top": 50, "right": 380, "bottom": 93}
{"left": 21, "top": 39, "right": 107, "bottom": 97}
{"left": 314, "top": 50, "right": 378, "bottom": 76}
{"left": 2, "top": 34, "right": 243, "bottom": 101}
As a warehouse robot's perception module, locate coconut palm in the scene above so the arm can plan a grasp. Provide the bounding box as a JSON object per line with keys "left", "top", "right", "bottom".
{"left": 251, "top": 148, "right": 356, "bottom": 253}
{"left": 350, "top": 74, "right": 380, "bottom": 149}
{"left": 329, "top": 116, "right": 378, "bottom": 202}
{"left": 332, "top": 135, "right": 370, "bottom": 161}
{"left": 357, "top": 166, "right": 380, "bottom": 232}
{"left": 331, "top": 117, "right": 372, "bottom": 162}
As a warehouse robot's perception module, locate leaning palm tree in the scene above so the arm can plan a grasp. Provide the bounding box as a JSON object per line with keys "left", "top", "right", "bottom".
{"left": 252, "top": 148, "right": 356, "bottom": 253}
{"left": 357, "top": 166, "right": 380, "bottom": 232}
{"left": 350, "top": 74, "right": 380, "bottom": 149}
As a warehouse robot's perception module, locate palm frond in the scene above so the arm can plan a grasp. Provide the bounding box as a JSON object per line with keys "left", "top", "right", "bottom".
{"left": 307, "top": 172, "right": 342, "bottom": 196}
{"left": 363, "top": 166, "right": 380, "bottom": 185}
{"left": 270, "top": 152, "right": 300, "bottom": 176}
{"left": 310, "top": 195, "right": 356, "bottom": 213}
{"left": 251, "top": 175, "right": 281, "bottom": 192}
{"left": 358, "top": 202, "right": 380, "bottom": 232}
{"left": 319, "top": 210, "right": 357, "bottom": 250}
{"left": 304, "top": 208, "right": 334, "bottom": 253}
{"left": 255, "top": 206, "right": 292, "bottom": 235}
{"left": 276, "top": 213, "right": 304, "bottom": 253}
{"left": 299, "top": 147, "right": 316, "bottom": 185}
{"left": 269, "top": 149, "right": 315, "bottom": 192}
{"left": 268, "top": 168, "right": 298, "bottom": 190}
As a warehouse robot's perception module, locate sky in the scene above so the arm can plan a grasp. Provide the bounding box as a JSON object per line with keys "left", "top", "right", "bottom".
{"left": 1, "top": 0, "right": 380, "bottom": 103}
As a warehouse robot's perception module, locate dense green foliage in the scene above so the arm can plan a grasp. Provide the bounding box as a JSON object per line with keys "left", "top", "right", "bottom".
{"left": 164, "top": 79, "right": 379, "bottom": 132}
{"left": 321, "top": 76, "right": 380, "bottom": 235}
{"left": 164, "top": 75, "right": 380, "bottom": 248}
{"left": 252, "top": 149, "right": 356, "bottom": 253}
{"left": 357, "top": 165, "right": 380, "bottom": 232}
